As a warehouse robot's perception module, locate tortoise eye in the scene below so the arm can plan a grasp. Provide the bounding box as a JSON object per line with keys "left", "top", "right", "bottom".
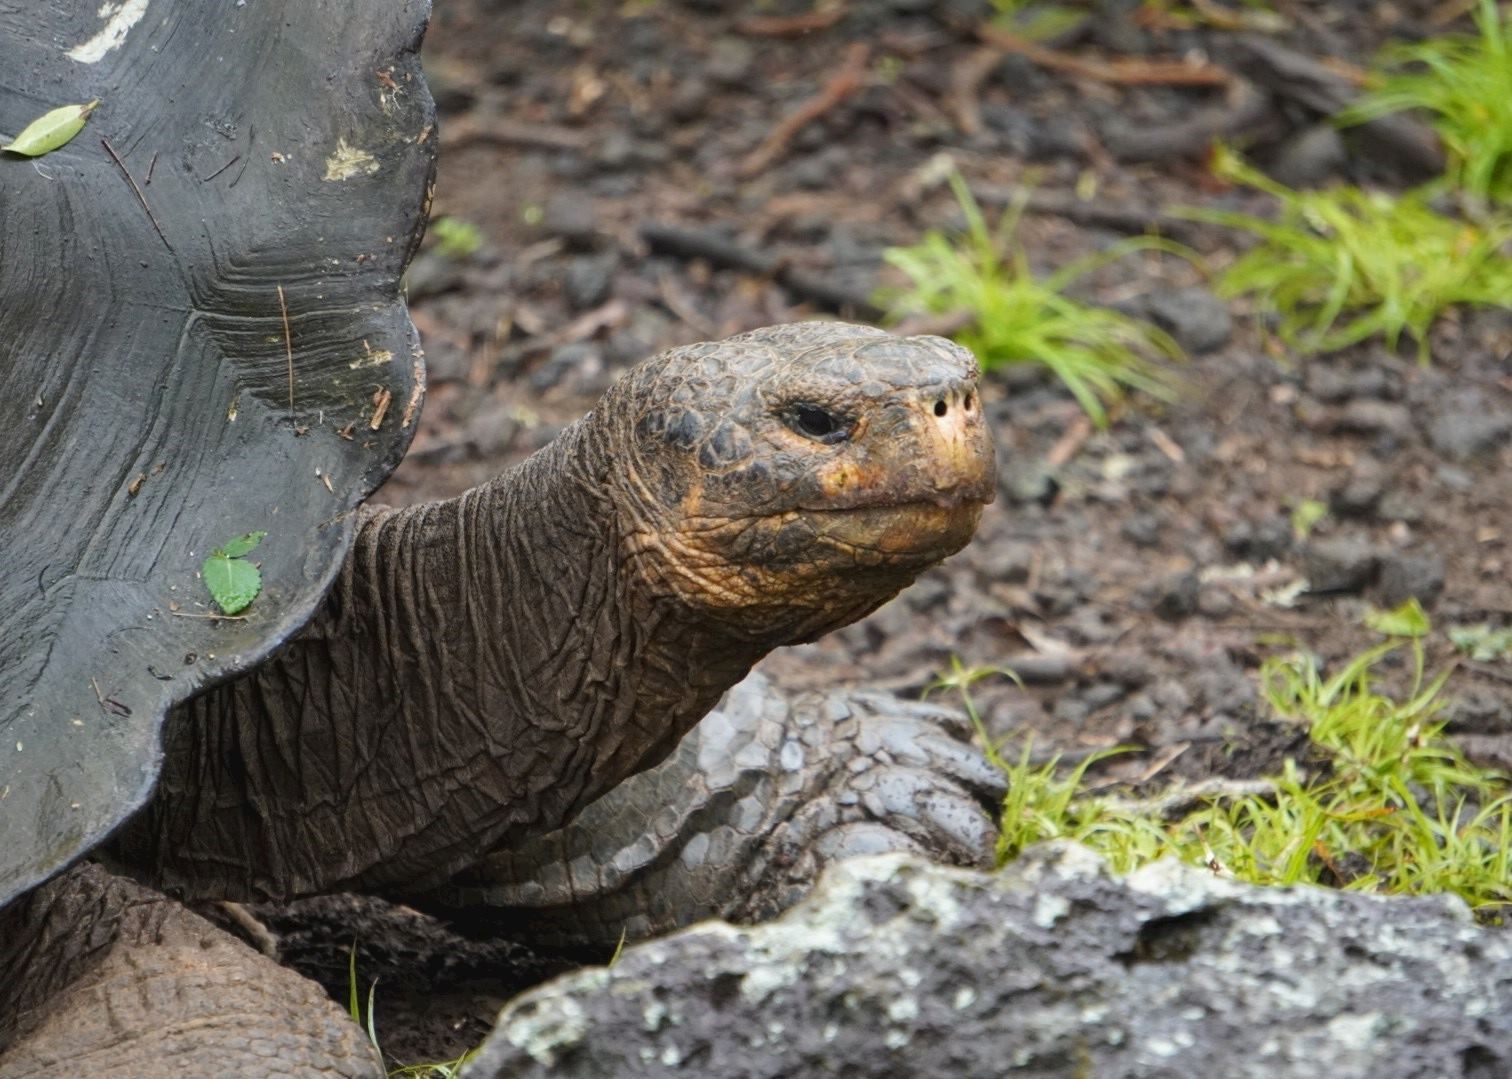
{"left": 787, "top": 404, "right": 850, "bottom": 444}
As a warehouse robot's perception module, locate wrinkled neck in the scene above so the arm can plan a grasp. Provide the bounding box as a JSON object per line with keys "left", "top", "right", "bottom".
{"left": 118, "top": 417, "right": 768, "bottom": 902}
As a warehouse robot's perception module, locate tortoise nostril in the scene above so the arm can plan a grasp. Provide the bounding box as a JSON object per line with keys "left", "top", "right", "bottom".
{"left": 934, "top": 399, "right": 947, "bottom": 418}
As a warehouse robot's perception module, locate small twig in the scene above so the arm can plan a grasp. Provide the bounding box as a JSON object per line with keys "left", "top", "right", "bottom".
{"left": 168, "top": 609, "right": 250, "bottom": 620}
{"left": 977, "top": 24, "right": 1231, "bottom": 87}
{"left": 891, "top": 309, "right": 977, "bottom": 339}
{"left": 369, "top": 387, "right": 393, "bottom": 430}
{"left": 738, "top": 42, "right": 870, "bottom": 178}
{"left": 277, "top": 284, "right": 294, "bottom": 418}
{"left": 736, "top": 2, "right": 848, "bottom": 37}
{"left": 948, "top": 47, "right": 1002, "bottom": 137}
{"left": 230, "top": 124, "right": 255, "bottom": 189}
{"left": 217, "top": 901, "right": 280, "bottom": 959}
{"left": 145, "top": 151, "right": 158, "bottom": 185}
{"left": 101, "top": 137, "right": 173, "bottom": 251}
{"left": 445, "top": 117, "right": 589, "bottom": 153}
{"left": 1045, "top": 414, "right": 1095, "bottom": 468}
{"left": 202, "top": 154, "right": 240, "bottom": 182}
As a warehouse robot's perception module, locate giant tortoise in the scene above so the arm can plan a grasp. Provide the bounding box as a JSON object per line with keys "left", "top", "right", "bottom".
{"left": 0, "top": 2, "right": 1000, "bottom": 1073}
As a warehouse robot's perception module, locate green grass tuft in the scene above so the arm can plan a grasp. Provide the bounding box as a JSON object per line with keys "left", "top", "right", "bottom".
{"left": 429, "top": 216, "right": 484, "bottom": 260}
{"left": 880, "top": 173, "right": 1187, "bottom": 427}
{"left": 1339, "top": 0, "right": 1512, "bottom": 205}
{"left": 947, "top": 607, "right": 1512, "bottom": 917}
{"left": 1193, "top": 146, "right": 1512, "bottom": 361}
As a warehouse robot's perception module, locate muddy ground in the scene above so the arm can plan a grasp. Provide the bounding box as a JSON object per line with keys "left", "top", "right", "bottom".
{"left": 249, "top": 0, "right": 1512, "bottom": 1064}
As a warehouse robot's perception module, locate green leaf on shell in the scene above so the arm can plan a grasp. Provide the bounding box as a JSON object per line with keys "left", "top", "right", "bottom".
{"left": 216, "top": 531, "right": 266, "bottom": 559}
{"left": 2, "top": 100, "right": 99, "bottom": 157}
{"left": 203, "top": 531, "right": 267, "bottom": 615}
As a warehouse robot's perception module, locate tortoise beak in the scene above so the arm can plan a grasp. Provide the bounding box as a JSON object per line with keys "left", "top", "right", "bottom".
{"left": 805, "top": 376, "right": 995, "bottom": 564}
{"left": 913, "top": 379, "right": 996, "bottom": 509}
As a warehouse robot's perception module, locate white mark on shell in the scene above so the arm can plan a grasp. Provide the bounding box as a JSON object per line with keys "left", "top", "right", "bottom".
{"left": 67, "top": 0, "right": 150, "bottom": 64}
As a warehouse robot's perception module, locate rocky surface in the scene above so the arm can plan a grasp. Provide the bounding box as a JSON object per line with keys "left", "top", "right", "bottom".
{"left": 463, "top": 845, "right": 1512, "bottom": 1078}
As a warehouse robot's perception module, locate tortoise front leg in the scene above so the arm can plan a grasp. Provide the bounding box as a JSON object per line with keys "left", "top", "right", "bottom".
{"left": 426, "top": 672, "right": 1005, "bottom": 949}
{"left": 0, "top": 864, "right": 380, "bottom": 1079}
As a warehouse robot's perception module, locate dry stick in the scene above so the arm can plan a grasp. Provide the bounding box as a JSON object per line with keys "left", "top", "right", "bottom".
{"left": 101, "top": 137, "right": 173, "bottom": 251}
{"left": 145, "top": 151, "right": 158, "bottom": 185}
{"left": 736, "top": 2, "right": 849, "bottom": 37}
{"left": 201, "top": 154, "right": 240, "bottom": 182}
{"left": 976, "top": 24, "right": 1231, "bottom": 87}
{"left": 217, "top": 901, "right": 280, "bottom": 959}
{"left": 949, "top": 46, "right": 1004, "bottom": 137}
{"left": 276, "top": 284, "right": 294, "bottom": 418}
{"left": 738, "top": 42, "right": 871, "bottom": 178}
{"left": 445, "top": 117, "right": 589, "bottom": 153}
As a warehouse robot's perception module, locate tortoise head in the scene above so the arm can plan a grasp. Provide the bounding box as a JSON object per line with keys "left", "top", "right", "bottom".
{"left": 598, "top": 322, "right": 996, "bottom": 643}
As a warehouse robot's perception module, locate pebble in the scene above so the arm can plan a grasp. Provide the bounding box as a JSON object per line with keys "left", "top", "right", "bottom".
{"left": 1335, "top": 400, "right": 1411, "bottom": 439}
{"left": 1223, "top": 518, "right": 1293, "bottom": 563}
{"left": 563, "top": 252, "right": 618, "bottom": 311}
{"left": 1000, "top": 460, "right": 1059, "bottom": 505}
{"left": 1028, "top": 116, "right": 1091, "bottom": 162}
{"left": 707, "top": 37, "right": 755, "bottom": 87}
{"left": 595, "top": 130, "right": 638, "bottom": 171}
{"left": 1376, "top": 492, "right": 1423, "bottom": 523}
{"left": 1329, "top": 467, "right": 1384, "bottom": 518}
{"left": 530, "top": 342, "right": 608, "bottom": 396}
{"left": 1304, "top": 537, "right": 1379, "bottom": 593}
{"left": 1121, "top": 512, "right": 1162, "bottom": 548}
{"left": 1140, "top": 287, "right": 1233, "bottom": 355}
{"left": 543, "top": 193, "right": 600, "bottom": 249}
{"left": 1153, "top": 570, "right": 1200, "bottom": 621}
{"left": 981, "top": 541, "right": 1037, "bottom": 584}
{"left": 1268, "top": 124, "right": 1347, "bottom": 189}
{"left": 405, "top": 250, "right": 466, "bottom": 302}
{"left": 1426, "top": 401, "right": 1512, "bottom": 459}
{"left": 668, "top": 77, "right": 710, "bottom": 123}
{"left": 1376, "top": 551, "right": 1446, "bottom": 608}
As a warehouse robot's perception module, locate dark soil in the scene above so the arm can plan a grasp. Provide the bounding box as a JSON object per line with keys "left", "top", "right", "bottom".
{"left": 248, "top": 0, "right": 1512, "bottom": 1065}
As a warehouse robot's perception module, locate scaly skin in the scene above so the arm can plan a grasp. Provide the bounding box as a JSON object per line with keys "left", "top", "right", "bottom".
{"left": 429, "top": 671, "right": 1008, "bottom": 949}
{"left": 0, "top": 865, "right": 381, "bottom": 1078}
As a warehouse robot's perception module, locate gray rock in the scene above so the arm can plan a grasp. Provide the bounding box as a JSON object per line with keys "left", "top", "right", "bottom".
{"left": 999, "top": 459, "right": 1058, "bottom": 505}
{"left": 542, "top": 193, "right": 599, "bottom": 249}
{"left": 1304, "top": 537, "right": 1379, "bottom": 593}
{"left": 1121, "top": 511, "right": 1162, "bottom": 548}
{"left": 1376, "top": 491, "right": 1424, "bottom": 524}
{"left": 595, "top": 130, "right": 637, "bottom": 171}
{"left": 981, "top": 540, "right": 1037, "bottom": 583}
{"left": 1269, "top": 123, "right": 1347, "bottom": 189}
{"left": 1223, "top": 517, "right": 1292, "bottom": 562}
{"left": 707, "top": 36, "right": 755, "bottom": 87}
{"left": 1336, "top": 400, "right": 1412, "bottom": 439}
{"left": 1426, "top": 397, "right": 1512, "bottom": 459}
{"left": 562, "top": 253, "right": 617, "bottom": 311}
{"left": 463, "top": 847, "right": 1512, "bottom": 1079}
{"left": 1376, "top": 550, "right": 1446, "bottom": 608}
{"left": 1329, "top": 465, "right": 1385, "bottom": 518}
{"left": 405, "top": 250, "right": 466, "bottom": 302}
{"left": 1141, "top": 287, "right": 1233, "bottom": 354}
{"left": 1153, "top": 569, "right": 1200, "bottom": 621}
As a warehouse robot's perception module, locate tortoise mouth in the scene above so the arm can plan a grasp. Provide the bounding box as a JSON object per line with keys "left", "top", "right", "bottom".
{"left": 801, "top": 499, "right": 986, "bottom": 565}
